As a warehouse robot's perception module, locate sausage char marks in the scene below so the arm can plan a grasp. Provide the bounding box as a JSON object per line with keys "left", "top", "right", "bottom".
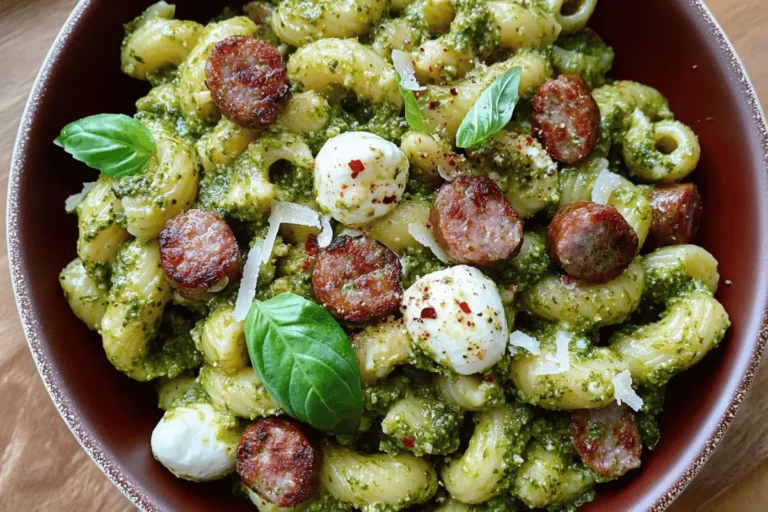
{"left": 237, "top": 417, "right": 322, "bottom": 508}
{"left": 570, "top": 403, "right": 642, "bottom": 479}
{"left": 532, "top": 74, "right": 600, "bottom": 164}
{"left": 312, "top": 235, "right": 403, "bottom": 322}
{"left": 547, "top": 201, "right": 638, "bottom": 285}
{"left": 159, "top": 208, "right": 240, "bottom": 300}
{"left": 430, "top": 175, "right": 524, "bottom": 267}
{"left": 647, "top": 183, "right": 703, "bottom": 248}
{"left": 206, "top": 36, "right": 290, "bottom": 127}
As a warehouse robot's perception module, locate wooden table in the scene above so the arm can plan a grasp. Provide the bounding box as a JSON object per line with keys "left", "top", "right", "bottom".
{"left": 0, "top": 0, "right": 766, "bottom": 510}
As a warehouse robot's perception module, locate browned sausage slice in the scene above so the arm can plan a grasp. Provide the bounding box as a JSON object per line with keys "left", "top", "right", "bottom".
{"left": 647, "top": 183, "right": 703, "bottom": 248}
{"left": 532, "top": 75, "right": 600, "bottom": 164}
{"left": 312, "top": 235, "right": 403, "bottom": 322}
{"left": 159, "top": 209, "right": 240, "bottom": 300}
{"left": 547, "top": 201, "right": 638, "bottom": 284}
{"left": 237, "top": 418, "right": 322, "bottom": 508}
{"left": 430, "top": 175, "right": 524, "bottom": 267}
{"left": 206, "top": 36, "right": 290, "bottom": 127}
{"left": 570, "top": 403, "right": 642, "bottom": 479}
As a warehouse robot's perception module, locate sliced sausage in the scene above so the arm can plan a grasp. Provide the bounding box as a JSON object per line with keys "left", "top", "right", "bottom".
{"left": 206, "top": 36, "right": 290, "bottom": 127}
{"left": 159, "top": 208, "right": 240, "bottom": 300}
{"left": 570, "top": 403, "right": 642, "bottom": 479}
{"left": 430, "top": 175, "right": 524, "bottom": 267}
{"left": 312, "top": 235, "right": 403, "bottom": 322}
{"left": 237, "top": 418, "right": 321, "bottom": 508}
{"left": 647, "top": 183, "right": 703, "bottom": 248}
{"left": 532, "top": 75, "right": 600, "bottom": 164}
{"left": 547, "top": 201, "right": 638, "bottom": 284}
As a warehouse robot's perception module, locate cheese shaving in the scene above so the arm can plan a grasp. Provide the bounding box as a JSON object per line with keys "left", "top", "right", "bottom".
{"left": 534, "top": 330, "right": 571, "bottom": 375}
{"left": 408, "top": 223, "right": 451, "bottom": 263}
{"left": 591, "top": 168, "right": 624, "bottom": 205}
{"left": 509, "top": 331, "right": 541, "bottom": 355}
{"left": 437, "top": 164, "right": 460, "bottom": 181}
{"left": 612, "top": 370, "right": 644, "bottom": 412}
{"left": 258, "top": 200, "right": 321, "bottom": 267}
{"left": 392, "top": 50, "right": 426, "bottom": 91}
{"left": 234, "top": 243, "right": 262, "bottom": 321}
{"left": 235, "top": 201, "right": 324, "bottom": 320}
{"left": 318, "top": 215, "right": 333, "bottom": 248}
{"left": 339, "top": 228, "right": 363, "bottom": 238}
{"left": 64, "top": 181, "right": 97, "bottom": 213}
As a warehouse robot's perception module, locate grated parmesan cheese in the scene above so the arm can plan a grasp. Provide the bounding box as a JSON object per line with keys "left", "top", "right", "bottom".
{"left": 534, "top": 330, "right": 571, "bottom": 375}
{"left": 612, "top": 370, "right": 644, "bottom": 412}
{"left": 392, "top": 50, "right": 426, "bottom": 91}
{"left": 64, "top": 181, "right": 97, "bottom": 213}
{"left": 408, "top": 223, "right": 451, "bottom": 263}
{"left": 591, "top": 168, "right": 624, "bottom": 205}
{"left": 509, "top": 331, "right": 541, "bottom": 355}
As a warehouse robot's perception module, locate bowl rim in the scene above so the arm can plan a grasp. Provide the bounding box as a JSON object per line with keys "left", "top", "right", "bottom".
{"left": 7, "top": 0, "right": 768, "bottom": 511}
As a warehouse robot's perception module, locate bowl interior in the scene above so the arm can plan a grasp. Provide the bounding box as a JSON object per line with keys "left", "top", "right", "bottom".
{"left": 8, "top": 1, "right": 768, "bottom": 511}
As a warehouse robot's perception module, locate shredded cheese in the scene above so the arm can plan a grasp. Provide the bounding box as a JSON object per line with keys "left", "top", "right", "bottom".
{"left": 64, "top": 181, "right": 97, "bottom": 213}
{"left": 591, "top": 168, "right": 624, "bottom": 205}
{"left": 534, "top": 330, "right": 572, "bottom": 375}
{"left": 234, "top": 244, "right": 262, "bottom": 321}
{"left": 392, "top": 50, "right": 426, "bottom": 91}
{"left": 612, "top": 370, "right": 644, "bottom": 412}
{"left": 318, "top": 215, "right": 333, "bottom": 248}
{"left": 509, "top": 331, "right": 541, "bottom": 355}
{"left": 408, "top": 222, "right": 451, "bottom": 263}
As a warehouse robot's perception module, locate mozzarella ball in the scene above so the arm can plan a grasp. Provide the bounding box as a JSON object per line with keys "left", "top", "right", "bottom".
{"left": 314, "top": 131, "right": 409, "bottom": 227}
{"left": 150, "top": 403, "right": 241, "bottom": 482}
{"left": 401, "top": 265, "right": 508, "bottom": 375}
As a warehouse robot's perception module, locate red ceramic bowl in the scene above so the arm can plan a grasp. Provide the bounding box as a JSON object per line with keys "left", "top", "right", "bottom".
{"left": 8, "top": 1, "right": 768, "bottom": 511}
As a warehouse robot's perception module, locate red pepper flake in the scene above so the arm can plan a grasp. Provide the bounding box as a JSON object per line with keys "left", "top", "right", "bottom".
{"left": 562, "top": 274, "right": 574, "bottom": 286}
{"left": 428, "top": 65, "right": 434, "bottom": 73}
{"left": 450, "top": 88, "right": 458, "bottom": 96}
{"left": 421, "top": 307, "right": 437, "bottom": 320}
{"left": 459, "top": 301, "right": 472, "bottom": 314}
{"left": 442, "top": 47, "right": 448, "bottom": 53}
{"left": 402, "top": 436, "right": 415, "bottom": 449}
{"left": 382, "top": 195, "right": 397, "bottom": 204}
{"left": 482, "top": 375, "right": 495, "bottom": 383}
{"left": 305, "top": 234, "right": 320, "bottom": 256}
{"left": 526, "top": 136, "right": 534, "bottom": 145}
{"left": 348, "top": 159, "right": 365, "bottom": 178}
{"left": 428, "top": 101, "right": 438, "bottom": 110}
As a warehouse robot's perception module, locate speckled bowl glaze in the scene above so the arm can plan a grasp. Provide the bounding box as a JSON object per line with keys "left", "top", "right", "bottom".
{"left": 7, "top": 0, "right": 768, "bottom": 510}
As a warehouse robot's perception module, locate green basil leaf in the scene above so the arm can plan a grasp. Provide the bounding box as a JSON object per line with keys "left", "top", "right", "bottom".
{"left": 54, "top": 113, "right": 156, "bottom": 177}
{"left": 245, "top": 293, "right": 363, "bottom": 433}
{"left": 455, "top": 66, "right": 522, "bottom": 148}
{"left": 396, "top": 70, "right": 430, "bottom": 133}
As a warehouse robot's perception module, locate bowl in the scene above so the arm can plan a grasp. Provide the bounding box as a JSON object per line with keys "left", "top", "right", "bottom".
{"left": 8, "top": 1, "right": 768, "bottom": 510}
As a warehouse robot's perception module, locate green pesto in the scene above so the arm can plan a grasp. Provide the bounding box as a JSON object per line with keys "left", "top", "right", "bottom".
{"left": 552, "top": 29, "right": 614, "bottom": 89}
{"left": 487, "top": 230, "right": 552, "bottom": 292}
{"left": 636, "top": 385, "right": 665, "bottom": 450}
{"left": 399, "top": 245, "right": 447, "bottom": 290}
{"left": 380, "top": 397, "right": 463, "bottom": 456}
{"left": 592, "top": 81, "right": 673, "bottom": 147}
{"left": 303, "top": 489, "right": 357, "bottom": 512}
{"left": 132, "top": 308, "right": 203, "bottom": 381}
{"left": 643, "top": 261, "right": 700, "bottom": 304}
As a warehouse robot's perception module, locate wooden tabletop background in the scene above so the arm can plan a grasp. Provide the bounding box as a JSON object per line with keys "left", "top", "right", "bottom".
{"left": 1, "top": 0, "right": 767, "bottom": 510}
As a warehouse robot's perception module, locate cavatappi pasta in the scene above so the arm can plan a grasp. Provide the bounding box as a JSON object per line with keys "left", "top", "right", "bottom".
{"left": 58, "top": 0, "right": 730, "bottom": 509}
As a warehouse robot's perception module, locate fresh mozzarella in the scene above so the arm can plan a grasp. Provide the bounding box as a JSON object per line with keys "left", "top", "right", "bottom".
{"left": 314, "top": 131, "right": 409, "bottom": 227}
{"left": 150, "top": 403, "right": 240, "bottom": 482}
{"left": 401, "top": 265, "right": 508, "bottom": 375}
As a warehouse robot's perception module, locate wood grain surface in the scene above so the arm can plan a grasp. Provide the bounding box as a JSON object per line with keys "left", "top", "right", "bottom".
{"left": 0, "top": 0, "right": 766, "bottom": 511}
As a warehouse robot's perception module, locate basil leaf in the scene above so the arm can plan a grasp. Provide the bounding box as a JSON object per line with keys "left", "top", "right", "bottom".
{"left": 245, "top": 293, "right": 363, "bottom": 433}
{"left": 396, "top": 70, "right": 430, "bottom": 133}
{"left": 54, "top": 113, "right": 156, "bottom": 177}
{"left": 455, "top": 66, "right": 522, "bottom": 148}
